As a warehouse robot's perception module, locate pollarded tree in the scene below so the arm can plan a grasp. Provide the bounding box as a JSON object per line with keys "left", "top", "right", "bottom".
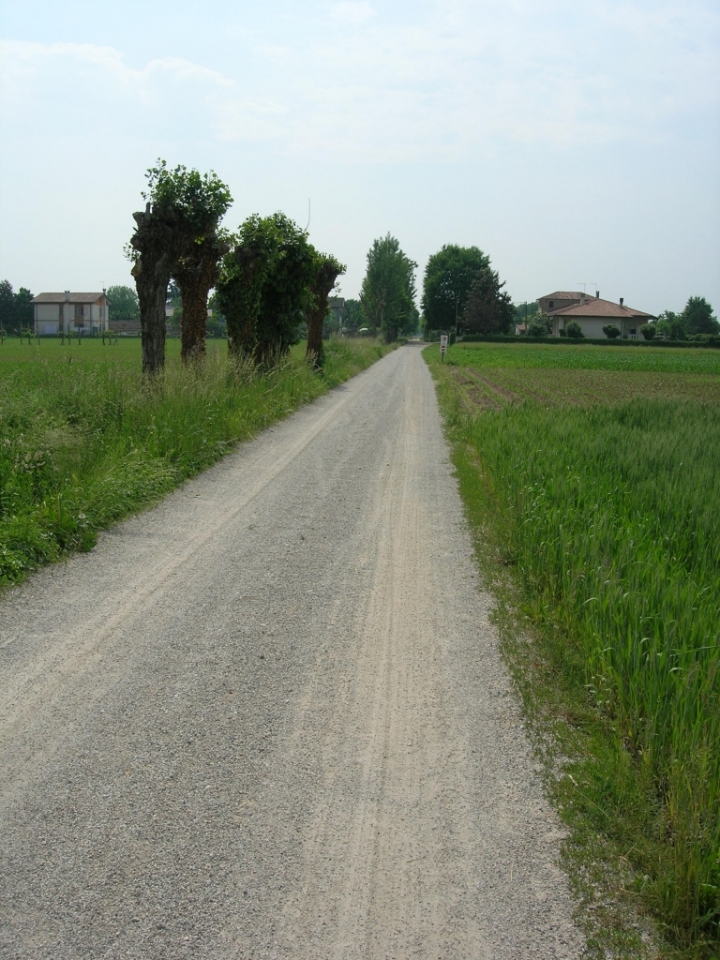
{"left": 148, "top": 161, "right": 232, "bottom": 361}
{"left": 306, "top": 253, "right": 346, "bottom": 368}
{"left": 422, "top": 245, "right": 491, "bottom": 335}
{"left": 128, "top": 161, "right": 232, "bottom": 373}
{"left": 360, "top": 234, "right": 417, "bottom": 342}
{"left": 216, "top": 213, "right": 316, "bottom": 366}
{"left": 463, "top": 269, "right": 514, "bottom": 335}
{"left": 174, "top": 230, "right": 231, "bottom": 360}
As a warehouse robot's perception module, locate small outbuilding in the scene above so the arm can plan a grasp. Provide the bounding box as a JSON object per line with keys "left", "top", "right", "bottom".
{"left": 538, "top": 291, "right": 655, "bottom": 339}
{"left": 31, "top": 291, "right": 110, "bottom": 336}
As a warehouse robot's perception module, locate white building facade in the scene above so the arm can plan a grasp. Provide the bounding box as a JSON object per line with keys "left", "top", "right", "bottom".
{"left": 538, "top": 291, "right": 655, "bottom": 339}
{"left": 31, "top": 291, "right": 110, "bottom": 336}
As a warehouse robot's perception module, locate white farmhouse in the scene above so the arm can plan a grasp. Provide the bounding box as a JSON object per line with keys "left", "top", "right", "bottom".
{"left": 538, "top": 291, "right": 655, "bottom": 339}
{"left": 31, "top": 291, "right": 110, "bottom": 336}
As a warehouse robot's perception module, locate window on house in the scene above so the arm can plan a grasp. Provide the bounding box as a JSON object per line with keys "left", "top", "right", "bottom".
{"left": 549, "top": 301, "right": 554, "bottom": 309}
{"left": 75, "top": 304, "right": 84, "bottom": 317}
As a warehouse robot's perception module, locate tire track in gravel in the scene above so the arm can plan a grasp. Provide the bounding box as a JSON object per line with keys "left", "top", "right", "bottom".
{"left": 0, "top": 345, "right": 584, "bottom": 959}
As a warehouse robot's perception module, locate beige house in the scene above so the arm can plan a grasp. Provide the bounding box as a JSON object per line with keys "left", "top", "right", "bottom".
{"left": 539, "top": 291, "right": 655, "bottom": 339}
{"left": 32, "top": 291, "right": 109, "bottom": 336}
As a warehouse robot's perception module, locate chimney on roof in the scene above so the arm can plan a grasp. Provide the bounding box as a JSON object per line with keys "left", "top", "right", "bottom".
{"left": 620, "top": 297, "right": 624, "bottom": 307}
{"left": 64, "top": 290, "right": 70, "bottom": 302}
{"left": 580, "top": 293, "right": 585, "bottom": 305}
{"left": 596, "top": 290, "right": 600, "bottom": 299}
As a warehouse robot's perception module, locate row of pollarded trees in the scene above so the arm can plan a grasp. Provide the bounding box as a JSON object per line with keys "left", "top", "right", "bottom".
{"left": 421, "top": 245, "right": 513, "bottom": 337}
{"left": 128, "top": 161, "right": 345, "bottom": 374}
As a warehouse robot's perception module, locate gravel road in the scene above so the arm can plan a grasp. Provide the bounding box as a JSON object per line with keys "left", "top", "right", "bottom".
{"left": 0, "top": 345, "right": 584, "bottom": 959}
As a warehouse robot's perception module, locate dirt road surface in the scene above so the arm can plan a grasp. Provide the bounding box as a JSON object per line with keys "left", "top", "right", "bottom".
{"left": 0, "top": 345, "right": 584, "bottom": 959}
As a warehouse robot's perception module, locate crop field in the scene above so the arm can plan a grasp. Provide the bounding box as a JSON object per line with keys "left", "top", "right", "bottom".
{"left": 428, "top": 341, "right": 720, "bottom": 956}
{"left": 0, "top": 336, "right": 391, "bottom": 587}
{"left": 445, "top": 341, "right": 720, "bottom": 373}
{"left": 443, "top": 342, "right": 720, "bottom": 411}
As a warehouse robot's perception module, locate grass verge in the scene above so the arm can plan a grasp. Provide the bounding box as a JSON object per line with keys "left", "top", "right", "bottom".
{"left": 0, "top": 338, "right": 393, "bottom": 587}
{"left": 426, "top": 343, "right": 720, "bottom": 959}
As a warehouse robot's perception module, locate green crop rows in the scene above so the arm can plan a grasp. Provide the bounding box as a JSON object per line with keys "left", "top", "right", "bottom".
{"left": 445, "top": 341, "right": 720, "bottom": 374}
{"left": 428, "top": 341, "right": 720, "bottom": 957}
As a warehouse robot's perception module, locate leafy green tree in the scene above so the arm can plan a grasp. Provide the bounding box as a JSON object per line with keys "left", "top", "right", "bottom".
{"left": 128, "top": 160, "right": 232, "bottom": 373}
{"left": 603, "top": 324, "right": 621, "bottom": 339}
{"left": 655, "top": 310, "right": 686, "bottom": 340}
{"left": 640, "top": 323, "right": 656, "bottom": 340}
{"left": 0, "top": 281, "right": 15, "bottom": 332}
{"left": 14, "top": 288, "right": 33, "bottom": 331}
{"left": 514, "top": 301, "right": 538, "bottom": 326}
{"left": 216, "top": 213, "right": 316, "bottom": 366}
{"left": 0, "top": 282, "right": 35, "bottom": 334}
{"left": 463, "top": 269, "right": 514, "bottom": 335}
{"left": 683, "top": 296, "right": 718, "bottom": 335}
{"left": 360, "top": 234, "right": 417, "bottom": 342}
{"left": 422, "top": 245, "right": 493, "bottom": 335}
{"left": 106, "top": 285, "right": 139, "bottom": 322}
{"left": 565, "top": 320, "right": 584, "bottom": 339}
{"left": 527, "top": 316, "right": 551, "bottom": 337}
{"left": 306, "top": 253, "right": 346, "bottom": 368}
{"left": 344, "top": 299, "right": 367, "bottom": 334}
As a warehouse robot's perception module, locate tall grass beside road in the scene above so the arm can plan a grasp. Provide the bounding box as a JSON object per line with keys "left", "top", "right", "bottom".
{"left": 0, "top": 338, "right": 391, "bottom": 586}
{"left": 427, "top": 343, "right": 720, "bottom": 957}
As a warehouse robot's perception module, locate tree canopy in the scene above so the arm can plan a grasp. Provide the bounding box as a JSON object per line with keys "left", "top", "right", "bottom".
{"left": 422, "top": 245, "right": 490, "bottom": 334}
{"left": 654, "top": 310, "right": 686, "bottom": 340}
{"left": 216, "top": 213, "right": 317, "bottom": 365}
{"left": 344, "top": 299, "right": 367, "bottom": 334}
{"left": 143, "top": 160, "right": 232, "bottom": 235}
{"left": 683, "top": 296, "right": 718, "bottom": 335}
{"left": 106, "top": 285, "right": 139, "bottom": 322}
{"left": 360, "top": 234, "right": 418, "bottom": 342}
{"left": 654, "top": 298, "right": 718, "bottom": 340}
{"left": 129, "top": 160, "right": 232, "bottom": 371}
{"left": 0, "top": 281, "right": 34, "bottom": 333}
{"left": 463, "top": 268, "right": 514, "bottom": 335}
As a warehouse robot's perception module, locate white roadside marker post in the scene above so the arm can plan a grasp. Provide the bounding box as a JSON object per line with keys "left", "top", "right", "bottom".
{"left": 440, "top": 334, "right": 448, "bottom": 362}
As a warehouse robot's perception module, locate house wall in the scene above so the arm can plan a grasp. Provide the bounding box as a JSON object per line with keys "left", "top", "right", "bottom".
{"left": 34, "top": 297, "right": 109, "bottom": 335}
{"left": 576, "top": 317, "right": 615, "bottom": 339}
{"left": 555, "top": 316, "right": 641, "bottom": 339}
{"left": 539, "top": 297, "right": 578, "bottom": 314}
{"left": 36, "top": 304, "right": 60, "bottom": 323}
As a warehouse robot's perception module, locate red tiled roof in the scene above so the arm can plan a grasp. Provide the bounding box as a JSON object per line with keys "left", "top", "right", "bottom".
{"left": 31, "top": 292, "right": 105, "bottom": 304}
{"left": 550, "top": 298, "right": 654, "bottom": 320}
{"left": 539, "top": 291, "right": 598, "bottom": 302}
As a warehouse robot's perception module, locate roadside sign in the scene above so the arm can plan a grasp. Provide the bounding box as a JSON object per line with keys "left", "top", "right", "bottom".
{"left": 440, "top": 334, "right": 448, "bottom": 361}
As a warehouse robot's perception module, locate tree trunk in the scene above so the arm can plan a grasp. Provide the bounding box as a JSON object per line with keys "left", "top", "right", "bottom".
{"left": 175, "top": 237, "right": 224, "bottom": 362}
{"left": 306, "top": 262, "right": 341, "bottom": 370}
{"left": 131, "top": 210, "right": 176, "bottom": 376}
{"left": 225, "top": 246, "right": 260, "bottom": 361}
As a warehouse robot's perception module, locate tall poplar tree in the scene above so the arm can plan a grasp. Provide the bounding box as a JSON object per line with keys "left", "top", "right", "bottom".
{"left": 360, "top": 234, "right": 417, "bottom": 342}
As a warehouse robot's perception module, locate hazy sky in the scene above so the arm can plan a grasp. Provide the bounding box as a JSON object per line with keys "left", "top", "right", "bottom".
{"left": 1, "top": 0, "right": 719, "bottom": 313}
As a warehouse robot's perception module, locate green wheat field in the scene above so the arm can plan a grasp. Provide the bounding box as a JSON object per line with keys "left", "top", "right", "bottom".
{"left": 428, "top": 341, "right": 720, "bottom": 957}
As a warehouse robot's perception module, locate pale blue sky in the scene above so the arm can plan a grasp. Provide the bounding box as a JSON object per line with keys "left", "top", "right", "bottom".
{"left": 1, "top": 0, "right": 718, "bottom": 313}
